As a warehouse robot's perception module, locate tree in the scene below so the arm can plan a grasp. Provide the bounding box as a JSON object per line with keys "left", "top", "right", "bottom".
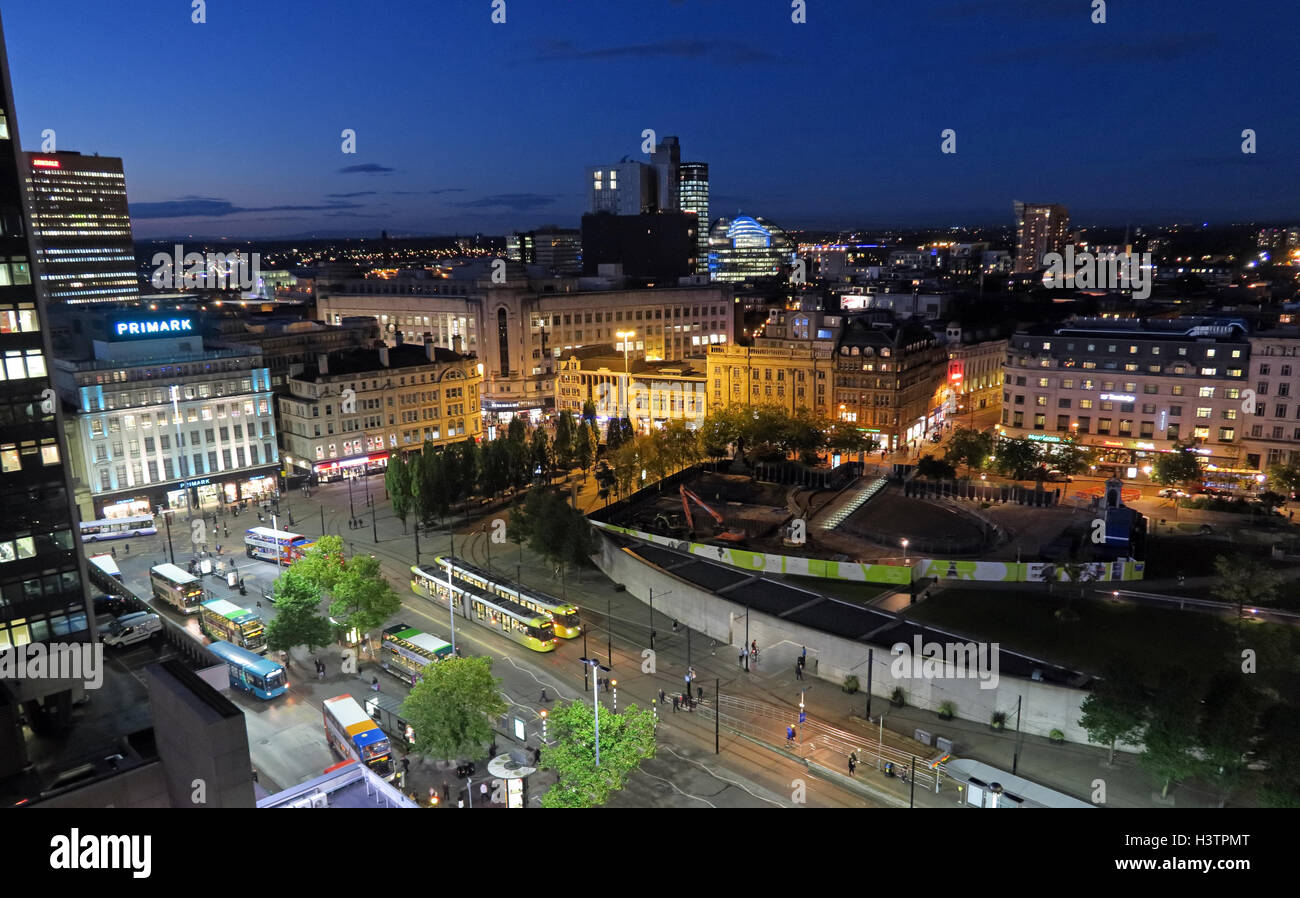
{"left": 1257, "top": 703, "right": 1300, "bottom": 807}
{"left": 264, "top": 568, "right": 333, "bottom": 664}
{"left": 575, "top": 421, "right": 595, "bottom": 482}
{"left": 915, "top": 454, "right": 956, "bottom": 480}
{"left": 554, "top": 411, "right": 576, "bottom": 473}
{"left": 1211, "top": 553, "right": 1283, "bottom": 622}
{"left": 944, "top": 426, "right": 994, "bottom": 473}
{"left": 581, "top": 399, "right": 598, "bottom": 427}
{"left": 1139, "top": 667, "right": 1201, "bottom": 799}
{"left": 1078, "top": 663, "right": 1147, "bottom": 766}
{"left": 606, "top": 417, "right": 625, "bottom": 452}
{"left": 328, "top": 553, "right": 403, "bottom": 639}
{"left": 539, "top": 700, "right": 656, "bottom": 807}
{"left": 1266, "top": 457, "right": 1300, "bottom": 496}
{"left": 825, "top": 420, "right": 875, "bottom": 458}
{"left": 531, "top": 428, "right": 552, "bottom": 484}
{"left": 1050, "top": 437, "right": 1095, "bottom": 477}
{"left": 594, "top": 460, "right": 616, "bottom": 506}
{"left": 385, "top": 453, "right": 413, "bottom": 532}
{"left": 292, "top": 534, "right": 346, "bottom": 592}
{"left": 400, "top": 656, "right": 508, "bottom": 761}
{"left": 1152, "top": 442, "right": 1203, "bottom": 487}
{"left": 457, "top": 438, "right": 480, "bottom": 503}
{"left": 992, "top": 437, "right": 1041, "bottom": 480}
{"left": 1197, "top": 671, "right": 1262, "bottom": 807}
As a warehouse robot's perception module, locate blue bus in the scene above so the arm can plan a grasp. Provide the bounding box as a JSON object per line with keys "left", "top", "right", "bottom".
{"left": 207, "top": 640, "right": 288, "bottom": 700}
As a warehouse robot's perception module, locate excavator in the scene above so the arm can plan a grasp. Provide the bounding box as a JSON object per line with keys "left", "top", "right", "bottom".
{"left": 679, "top": 485, "right": 746, "bottom": 543}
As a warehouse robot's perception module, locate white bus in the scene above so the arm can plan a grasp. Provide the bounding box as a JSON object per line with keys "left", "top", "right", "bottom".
{"left": 80, "top": 515, "right": 157, "bottom": 542}
{"left": 243, "top": 527, "right": 312, "bottom": 564}
{"left": 149, "top": 563, "right": 204, "bottom": 614}
{"left": 87, "top": 554, "right": 123, "bottom": 582}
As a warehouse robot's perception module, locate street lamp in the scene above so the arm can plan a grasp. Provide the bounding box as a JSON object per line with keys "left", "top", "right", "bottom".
{"left": 579, "top": 656, "right": 611, "bottom": 766}
{"left": 901, "top": 538, "right": 909, "bottom": 562}
{"left": 616, "top": 331, "right": 635, "bottom": 425}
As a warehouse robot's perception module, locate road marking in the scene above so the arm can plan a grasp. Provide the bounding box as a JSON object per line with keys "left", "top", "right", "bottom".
{"left": 661, "top": 745, "right": 786, "bottom": 807}
{"left": 636, "top": 768, "right": 717, "bottom": 807}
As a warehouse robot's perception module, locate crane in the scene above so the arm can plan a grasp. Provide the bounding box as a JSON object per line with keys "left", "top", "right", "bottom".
{"left": 679, "top": 485, "right": 745, "bottom": 543}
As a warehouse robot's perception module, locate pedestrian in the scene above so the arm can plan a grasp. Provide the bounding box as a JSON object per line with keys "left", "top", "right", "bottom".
{"left": 786, "top": 725, "right": 795, "bottom": 746}
{"left": 848, "top": 752, "right": 857, "bottom": 776}
{"left": 795, "top": 661, "right": 803, "bottom": 681}
{"left": 682, "top": 692, "right": 691, "bottom": 710}
{"left": 672, "top": 694, "right": 679, "bottom": 712}
{"left": 672, "top": 619, "right": 679, "bottom": 632}
{"left": 371, "top": 676, "right": 380, "bottom": 693}
{"left": 489, "top": 741, "right": 497, "bottom": 758}
{"left": 801, "top": 646, "right": 807, "bottom": 663}
{"left": 658, "top": 688, "right": 666, "bottom": 705}
{"left": 696, "top": 685, "right": 703, "bottom": 702}
{"left": 540, "top": 688, "right": 549, "bottom": 703}
{"left": 124, "top": 543, "right": 129, "bottom": 555}
{"left": 739, "top": 649, "right": 745, "bottom": 668}
{"left": 441, "top": 780, "right": 450, "bottom": 802}
{"left": 111, "top": 546, "right": 117, "bottom": 559}
{"left": 479, "top": 781, "right": 489, "bottom": 803}
{"left": 533, "top": 746, "right": 542, "bottom": 765}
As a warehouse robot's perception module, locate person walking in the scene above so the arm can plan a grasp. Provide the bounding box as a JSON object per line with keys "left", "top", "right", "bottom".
{"left": 786, "top": 725, "right": 795, "bottom": 746}
{"left": 658, "top": 688, "right": 666, "bottom": 706}
{"left": 540, "top": 688, "right": 549, "bottom": 703}
{"left": 441, "top": 781, "right": 450, "bottom": 802}
{"left": 848, "top": 752, "right": 858, "bottom": 777}
{"left": 672, "top": 694, "right": 679, "bottom": 712}
{"left": 479, "top": 781, "right": 489, "bottom": 803}
{"left": 371, "top": 676, "right": 380, "bottom": 692}
{"left": 795, "top": 660, "right": 804, "bottom": 681}
{"left": 739, "top": 648, "right": 746, "bottom": 668}
{"left": 111, "top": 546, "right": 117, "bottom": 559}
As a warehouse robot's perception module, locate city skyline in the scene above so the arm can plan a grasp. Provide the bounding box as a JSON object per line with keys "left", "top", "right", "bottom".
{"left": 4, "top": 0, "right": 1298, "bottom": 239}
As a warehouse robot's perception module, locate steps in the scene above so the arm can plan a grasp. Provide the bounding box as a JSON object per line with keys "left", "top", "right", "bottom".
{"left": 820, "top": 476, "right": 888, "bottom": 531}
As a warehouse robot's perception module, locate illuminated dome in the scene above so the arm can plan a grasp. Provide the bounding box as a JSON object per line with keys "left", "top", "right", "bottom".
{"left": 708, "top": 215, "right": 795, "bottom": 283}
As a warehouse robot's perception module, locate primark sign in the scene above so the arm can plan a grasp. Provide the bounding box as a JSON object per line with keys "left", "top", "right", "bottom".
{"left": 107, "top": 315, "right": 198, "bottom": 342}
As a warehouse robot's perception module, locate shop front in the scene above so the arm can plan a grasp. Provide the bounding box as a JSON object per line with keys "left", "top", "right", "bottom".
{"left": 101, "top": 496, "right": 152, "bottom": 519}
{"left": 94, "top": 467, "right": 282, "bottom": 518}
{"left": 313, "top": 452, "right": 390, "bottom": 483}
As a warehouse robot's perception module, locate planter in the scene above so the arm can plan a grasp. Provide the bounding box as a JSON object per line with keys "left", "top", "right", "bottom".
{"left": 889, "top": 687, "right": 905, "bottom": 708}
{"left": 938, "top": 701, "right": 956, "bottom": 721}
{"left": 842, "top": 675, "right": 860, "bottom": 694}
{"left": 1049, "top": 729, "right": 1065, "bottom": 745}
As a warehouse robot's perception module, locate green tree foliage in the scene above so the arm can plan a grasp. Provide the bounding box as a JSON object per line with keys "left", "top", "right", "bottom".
{"left": 539, "top": 700, "right": 657, "bottom": 808}
{"left": 516, "top": 487, "right": 599, "bottom": 571}
{"left": 328, "top": 553, "right": 404, "bottom": 638}
{"left": 457, "top": 439, "right": 480, "bottom": 503}
{"left": 1211, "top": 553, "right": 1284, "bottom": 620}
{"left": 531, "top": 428, "right": 552, "bottom": 483}
{"left": 1139, "top": 667, "right": 1202, "bottom": 799}
{"left": 594, "top": 460, "right": 616, "bottom": 506}
{"left": 575, "top": 421, "right": 596, "bottom": 481}
{"left": 1048, "top": 436, "right": 1096, "bottom": 476}
{"left": 1257, "top": 703, "right": 1300, "bottom": 807}
{"left": 914, "top": 454, "right": 956, "bottom": 480}
{"left": 264, "top": 567, "right": 333, "bottom": 660}
{"left": 606, "top": 417, "right": 625, "bottom": 452}
{"left": 1152, "top": 442, "right": 1204, "bottom": 487}
{"left": 992, "top": 436, "right": 1041, "bottom": 480}
{"left": 581, "top": 399, "right": 598, "bottom": 426}
{"left": 825, "top": 420, "right": 876, "bottom": 456}
{"left": 1266, "top": 457, "right": 1300, "bottom": 496}
{"left": 400, "top": 656, "right": 508, "bottom": 761}
{"left": 1197, "top": 671, "right": 1263, "bottom": 807}
{"left": 554, "top": 411, "right": 576, "bottom": 473}
{"left": 943, "top": 427, "right": 994, "bottom": 472}
{"left": 385, "top": 454, "right": 413, "bottom": 531}
{"left": 292, "top": 534, "right": 346, "bottom": 592}
{"left": 1078, "top": 663, "right": 1148, "bottom": 766}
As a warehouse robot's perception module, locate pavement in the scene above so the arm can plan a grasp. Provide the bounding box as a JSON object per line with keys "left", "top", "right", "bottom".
{"left": 95, "top": 460, "right": 1274, "bottom": 807}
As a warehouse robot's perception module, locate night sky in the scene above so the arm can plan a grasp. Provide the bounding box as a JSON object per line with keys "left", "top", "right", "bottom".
{"left": 6, "top": 0, "right": 1298, "bottom": 238}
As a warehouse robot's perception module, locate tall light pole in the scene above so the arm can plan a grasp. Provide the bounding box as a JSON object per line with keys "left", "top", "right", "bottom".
{"left": 442, "top": 556, "right": 457, "bottom": 655}
{"left": 901, "top": 538, "right": 909, "bottom": 563}
{"left": 616, "top": 330, "right": 635, "bottom": 427}
{"left": 579, "top": 656, "right": 611, "bottom": 766}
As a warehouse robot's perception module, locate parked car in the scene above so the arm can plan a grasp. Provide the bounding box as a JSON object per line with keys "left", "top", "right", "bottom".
{"left": 1044, "top": 469, "right": 1073, "bottom": 483}
{"left": 1157, "top": 487, "right": 1188, "bottom": 498}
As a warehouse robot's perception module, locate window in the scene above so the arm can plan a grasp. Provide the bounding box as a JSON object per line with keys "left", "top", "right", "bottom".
{"left": 1097, "top": 418, "right": 1112, "bottom": 434}
{"left": 1219, "top": 427, "right": 1235, "bottom": 442}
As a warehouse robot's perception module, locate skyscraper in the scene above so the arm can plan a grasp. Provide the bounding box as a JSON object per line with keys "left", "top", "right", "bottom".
{"left": 679, "top": 162, "right": 709, "bottom": 274}
{"left": 586, "top": 161, "right": 655, "bottom": 215}
{"left": 24, "top": 150, "right": 139, "bottom": 304}
{"left": 649, "top": 136, "right": 681, "bottom": 214}
{"left": 1013, "top": 201, "right": 1069, "bottom": 275}
{"left": 0, "top": 12, "right": 94, "bottom": 779}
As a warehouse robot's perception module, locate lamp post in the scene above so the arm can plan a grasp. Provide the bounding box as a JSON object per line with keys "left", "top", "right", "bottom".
{"left": 441, "top": 556, "right": 457, "bottom": 655}
{"left": 162, "top": 511, "right": 175, "bottom": 565}
{"left": 347, "top": 469, "right": 356, "bottom": 521}
{"left": 901, "top": 538, "right": 909, "bottom": 563}
{"left": 616, "top": 330, "right": 635, "bottom": 425}
{"left": 579, "top": 656, "right": 611, "bottom": 765}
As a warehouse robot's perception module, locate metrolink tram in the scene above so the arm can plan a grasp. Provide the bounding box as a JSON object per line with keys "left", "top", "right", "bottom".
{"left": 435, "top": 555, "right": 582, "bottom": 638}
{"left": 410, "top": 563, "right": 558, "bottom": 653}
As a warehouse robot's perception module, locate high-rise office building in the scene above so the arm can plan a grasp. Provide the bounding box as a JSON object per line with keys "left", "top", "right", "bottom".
{"left": 24, "top": 150, "right": 139, "bottom": 304}
{"left": 649, "top": 136, "right": 681, "bottom": 214}
{"left": 1013, "top": 201, "right": 1069, "bottom": 274}
{"left": 679, "top": 162, "right": 709, "bottom": 274}
{"left": 586, "top": 161, "right": 655, "bottom": 215}
{"left": 0, "top": 13, "right": 94, "bottom": 779}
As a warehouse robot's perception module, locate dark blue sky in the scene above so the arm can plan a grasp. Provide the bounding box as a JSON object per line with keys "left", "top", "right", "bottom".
{"left": 7, "top": 0, "right": 1298, "bottom": 238}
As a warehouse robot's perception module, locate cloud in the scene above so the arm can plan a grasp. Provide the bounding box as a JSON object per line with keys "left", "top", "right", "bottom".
{"left": 325, "top": 190, "right": 377, "bottom": 198}
{"left": 530, "top": 38, "right": 780, "bottom": 65}
{"left": 130, "top": 197, "right": 364, "bottom": 220}
{"left": 337, "top": 163, "right": 396, "bottom": 174}
{"left": 450, "top": 193, "right": 557, "bottom": 211}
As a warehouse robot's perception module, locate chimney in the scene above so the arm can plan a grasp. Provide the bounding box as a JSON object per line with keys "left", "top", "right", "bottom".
{"left": 378, "top": 345, "right": 390, "bottom": 368}
{"left": 452, "top": 335, "right": 463, "bottom": 355}
{"left": 316, "top": 353, "right": 329, "bottom": 375}
{"left": 426, "top": 340, "right": 439, "bottom": 363}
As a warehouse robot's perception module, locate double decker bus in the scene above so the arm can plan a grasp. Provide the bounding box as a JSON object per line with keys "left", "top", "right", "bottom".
{"left": 200, "top": 599, "right": 267, "bottom": 653}
{"left": 207, "top": 640, "right": 287, "bottom": 700}
{"left": 381, "top": 623, "right": 453, "bottom": 684}
{"left": 149, "top": 563, "right": 204, "bottom": 614}
{"left": 322, "top": 694, "right": 393, "bottom": 779}
{"left": 79, "top": 515, "right": 157, "bottom": 542}
{"left": 411, "top": 562, "right": 557, "bottom": 653}
{"left": 243, "top": 527, "right": 312, "bottom": 564}
{"left": 439, "top": 555, "right": 582, "bottom": 638}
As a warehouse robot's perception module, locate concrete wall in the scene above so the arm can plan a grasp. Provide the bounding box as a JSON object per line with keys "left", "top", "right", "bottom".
{"left": 595, "top": 532, "right": 1139, "bottom": 749}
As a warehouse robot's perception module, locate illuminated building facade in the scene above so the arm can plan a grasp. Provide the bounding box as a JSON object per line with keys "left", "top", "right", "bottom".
{"left": 707, "top": 216, "right": 795, "bottom": 283}
{"left": 1013, "top": 201, "right": 1069, "bottom": 275}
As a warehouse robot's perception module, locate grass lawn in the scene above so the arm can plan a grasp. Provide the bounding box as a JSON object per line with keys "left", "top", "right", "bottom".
{"left": 907, "top": 587, "right": 1297, "bottom": 693}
